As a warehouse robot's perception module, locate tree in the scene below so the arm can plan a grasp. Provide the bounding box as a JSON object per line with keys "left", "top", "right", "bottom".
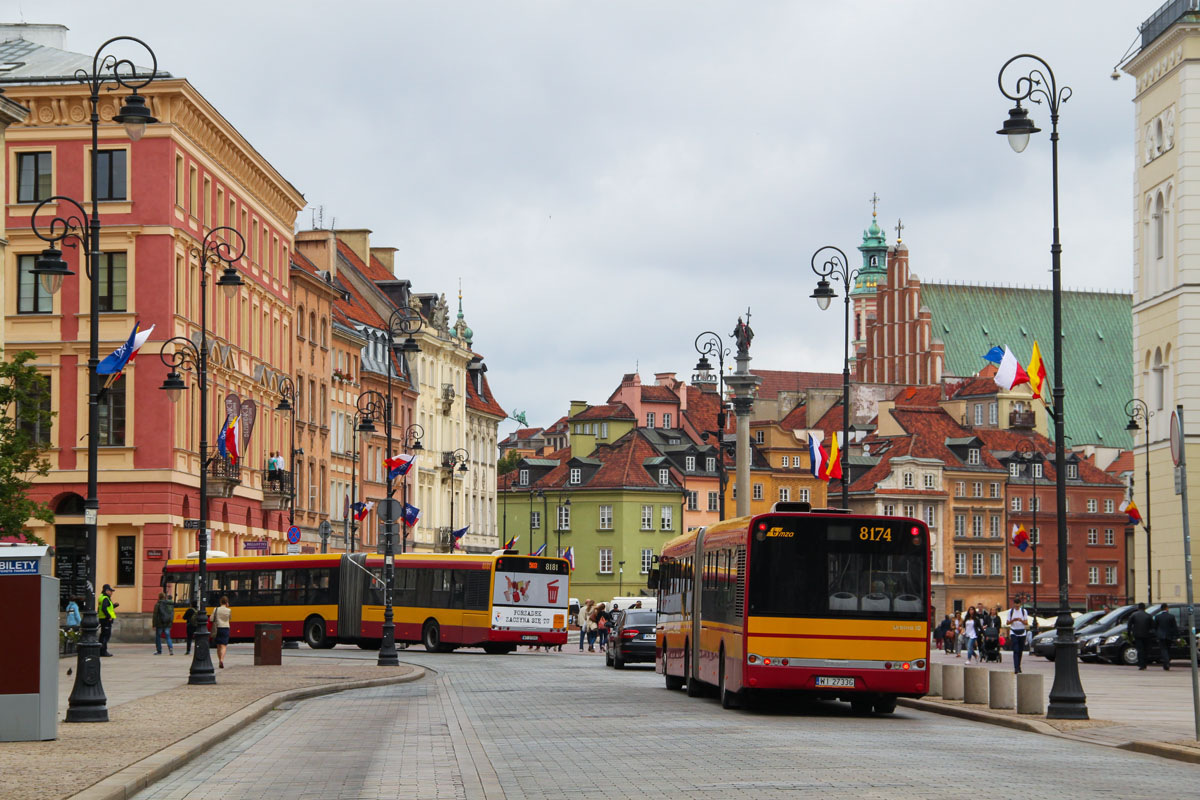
{"left": 0, "top": 351, "right": 54, "bottom": 542}
{"left": 497, "top": 449, "right": 522, "bottom": 476}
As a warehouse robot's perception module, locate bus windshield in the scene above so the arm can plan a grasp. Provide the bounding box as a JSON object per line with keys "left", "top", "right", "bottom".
{"left": 748, "top": 517, "right": 927, "bottom": 620}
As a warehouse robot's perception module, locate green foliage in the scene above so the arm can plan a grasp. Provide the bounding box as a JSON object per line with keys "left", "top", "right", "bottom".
{"left": 497, "top": 449, "right": 522, "bottom": 476}
{"left": 0, "top": 351, "right": 54, "bottom": 543}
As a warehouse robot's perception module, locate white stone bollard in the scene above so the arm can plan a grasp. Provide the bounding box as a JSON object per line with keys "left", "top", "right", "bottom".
{"left": 963, "top": 666, "right": 989, "bottom": 704}
{"left": 1016, "top": 672, "right": 1045, "bottom": 714}
{"left": 929, "top": 662, "right": 942, "bottom": 696}
{"left": 989, "top": 670, "right": 1015, "bottom": 710}
{"left": 942, "top": 663, "right": 964, "bottom": 701}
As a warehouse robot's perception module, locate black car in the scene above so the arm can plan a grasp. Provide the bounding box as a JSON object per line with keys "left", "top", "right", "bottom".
{"left": 1030, "top": 610, "right": 1105, "bottom": 660}
{"left": 605, "top": 609, "right": 657, "bottom": 669}
{"left": 1083, "top": 604, "right": 1193, "bottom": 665}
{"left": 1072, "top": 604, "right": 1141, "bottom": 662}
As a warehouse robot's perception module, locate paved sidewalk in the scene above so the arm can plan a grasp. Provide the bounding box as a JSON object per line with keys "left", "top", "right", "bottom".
{"left": 918, "top": 647, "right": 1200, "bottom": 761}
{"left": 0, "top": 643, "right": 423, "bottom": 800}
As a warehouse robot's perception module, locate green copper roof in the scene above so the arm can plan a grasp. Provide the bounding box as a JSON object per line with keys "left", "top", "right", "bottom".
{"left": 853, "top": 215, "right": 888, "bottom": 296}
{"left": 920, "top": 283, "right": 1132, "bottom": 448}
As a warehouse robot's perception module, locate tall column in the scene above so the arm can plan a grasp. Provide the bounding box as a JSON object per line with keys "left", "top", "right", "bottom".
{"left": 724, "top": 316, "right": 762, "bottom": 518}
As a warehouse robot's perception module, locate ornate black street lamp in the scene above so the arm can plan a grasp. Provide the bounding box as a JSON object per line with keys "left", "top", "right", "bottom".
{"left": 274, "top": 376, "right": 300, "bottom": 531}
{"left": 445, "top": 447, "right": 469, "bottom": 547}
{"left": 399, "top": 423, "right": 424, "bottom": 553}
{"left": 693, "top": 331, "right": 730, "bottom": 520}
{"left": 810, "top": 246, "right": 857, "bottom": 509}
{"left": 356, "top": 388, "right": 397, "bottom": 666}
{"left": 997, "top": 52, "right": 1086, "bottom": 719}
{"left": 29, "top": 35, "right": 159, "bottom": 723}
{"left": 1126, "top": 399, "right": 1153, "bottom": 603}
{"left": 158, "top": 227, "right": 245, "bottom": 686}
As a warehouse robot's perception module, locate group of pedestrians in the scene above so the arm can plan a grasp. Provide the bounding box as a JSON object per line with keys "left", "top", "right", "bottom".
{"left": 1127, "top": 602, "right": 1179, "bottom": 670}
{"left": 933, "top": 599, "right": 1033, "bottom": 673}
{"left": 576, "top": 599, "right": 614, "bottom": 652}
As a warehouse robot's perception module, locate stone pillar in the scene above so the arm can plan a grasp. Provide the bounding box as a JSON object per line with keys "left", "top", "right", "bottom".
{"left": 941, "top": 663, "right": 964, "bottom": 700}
{"left": 723, "top": 317, "right": 762, "bottom": 519}
{"left": 963, "top": 666, "right": 988, "bottom": 704}
{"left": 1016, "top": 672, "right": 1045, "bottom": 715}
{"left": 929, "top": 662, "right": 942, "bottom": 696}
{"left": 989, "top": 670, "right": 1015, "bottom": 710}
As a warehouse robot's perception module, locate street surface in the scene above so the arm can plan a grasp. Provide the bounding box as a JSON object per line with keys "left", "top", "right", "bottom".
{"left": 130, "top": 645, "right": 1197, "bottom": 800}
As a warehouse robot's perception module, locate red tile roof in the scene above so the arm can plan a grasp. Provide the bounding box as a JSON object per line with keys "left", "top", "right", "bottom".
{"left": 893, "top": 386, "right": 943, "bottom": 407}
{"left": 681, "top": 386, "right": 724, "bottom": 438}
{"left": 889, "top": 406, "right": 1005, "bottom": 470}
{"left": 290, "top": 249, "right": 323, "bottom": 280}
{"left": 971, "top": 428, "right": 1124, "bottom": 487}
{"left": 641, "top": 385, "right": 678, "bottom": 403}
{"left": 573, "top": 403, "right": 636, "bottom": 421}
{"left": 948, "top": 376, "right": 999, "bottom": 399}
{"left": 850, "top": 436, "right": 913, "bottom": 492}
{"left": 780, "top": 403, "right": 808, "bottom": 431}
{"left": 752, "top": 369, "right": 842, "bottom": 400}
{"left": 500, "top": 432, "right": 680, "bottom": 491}
{"left": 466, "top": 369, "right": 505, "bottom": 418}
{"left": 1106, "top": 450, "right": 1134, "bottom": 476}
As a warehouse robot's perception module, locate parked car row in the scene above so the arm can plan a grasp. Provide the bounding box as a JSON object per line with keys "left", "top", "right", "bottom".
{"left": 1030, "top": 603, "right": 1196, "bottom": 666}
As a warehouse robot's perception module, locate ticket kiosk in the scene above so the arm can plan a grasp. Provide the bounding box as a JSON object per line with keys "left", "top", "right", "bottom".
{"left": 0, "top": 545, "right": 58, "bottom": 741}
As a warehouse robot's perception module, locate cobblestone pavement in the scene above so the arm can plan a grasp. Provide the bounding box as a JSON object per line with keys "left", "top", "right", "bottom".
{"left": 129, "top": 646, "right": 1197, "bottom": 800}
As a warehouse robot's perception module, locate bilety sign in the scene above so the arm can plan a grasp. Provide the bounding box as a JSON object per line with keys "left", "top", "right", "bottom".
{"left": 243, "top": 541, "right": 269, "bottom": 552}
{"left": 0, "top": 559, "right": 41, "bottom": 575}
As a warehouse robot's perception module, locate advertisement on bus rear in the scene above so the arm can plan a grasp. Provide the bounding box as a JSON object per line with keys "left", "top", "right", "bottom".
{"left": 491, "top": 564, "right": 567, "bottom": 630}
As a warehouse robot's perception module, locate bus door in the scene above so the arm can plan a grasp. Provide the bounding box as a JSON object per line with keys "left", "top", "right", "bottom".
{"left": 690, "top": 528, "right": 705, "bottom": 679}
{"left": 338, "top": 554, "right": 367, "bottom": 640}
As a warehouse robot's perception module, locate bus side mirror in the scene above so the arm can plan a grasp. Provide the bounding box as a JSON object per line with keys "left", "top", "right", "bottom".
{"left": 647, "top": 569, "right": 659, "bottom": 590}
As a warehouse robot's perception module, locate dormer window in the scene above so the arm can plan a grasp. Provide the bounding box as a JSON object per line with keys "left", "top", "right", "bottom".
{"left": 600, "top": 422, "right": 608, "bottom": 439}
{"left": 1009, "top": 462, "right": 1020, "bottom": 477}
{"left": 569, "top": 467, "right": 581, "bottom": 485}
{"left": 1066, "top": 463, "right": 1078, "bottom": 479}
{"left": 706, "top": 457, "right": 715, "bottom": 472}
{"left": 755, "top": 430, "right": 764, "bottom": 444}
{"left": 1033, "top": 463, "right": 1043, "bottom": 479}
{"left": 519, "top": 469, "right": 529, "bottom": 486}
{"left": 968, "top": 448, "right": 981, "bottom": 465}
{"left": 685, "top": 456, "right": 696, "bottom": 472}
{"left": 659, "top": 468, "right": 670, "bottom": 485}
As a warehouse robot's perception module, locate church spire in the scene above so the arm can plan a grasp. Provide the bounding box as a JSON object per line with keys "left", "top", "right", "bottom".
{"left": 453, "top": 278, "right": 474, "bottom": 348}
{"left": 853, "top": 194, "right": 888, "bottom": 296}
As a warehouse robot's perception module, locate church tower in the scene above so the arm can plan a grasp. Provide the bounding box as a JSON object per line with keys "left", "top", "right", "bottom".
{"left": 850, "top": 198, "right": 888, "bottom": 371}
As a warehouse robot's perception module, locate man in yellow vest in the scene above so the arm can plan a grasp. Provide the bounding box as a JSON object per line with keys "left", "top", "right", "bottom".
{"left": 98, "top": 584, "right": 118, "bottom": 657}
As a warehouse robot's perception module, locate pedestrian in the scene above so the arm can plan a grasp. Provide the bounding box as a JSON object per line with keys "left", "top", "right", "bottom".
{"left": 1006, "top": 598, "right": 1030, "bottom": 674}
{"left": 963, "top": 608, "right": 980, "bottom": 663}
{"left": 1154, "top": 605, "right": 1179, "bottom": 671}
{"left": 267, "top": 451, "right": 280, "bottom": 481}
{"left": 578, "top": 599, "right": 594, "bottom": 651}
{"left": 211, "top": 595, "right": 232, "bottom": 668}
{"left": 97, "top": 584, "right": 118, "bottom": 656}
{"left": 153, "top": 591, "right": 175, "bottom": 655}
{"left": 596, "top": 602, "right": 611, "bottom": 650}
{"left": 933, "top": 615, "right": 948, "bottom": 651}
{"left": 586, "top": 604, "right": 600, "bottom": 652}
{"left": 950, "top": 611, "right": 963, "bottom": 656}
{"left": 65, "top": 596, "right": 81, "bottom": 628}
{"left": 1127, "top": 602, "right": 1154, "bottom": 670}
{"left": 183, "top": 599, "right": 198, "bottom": 655}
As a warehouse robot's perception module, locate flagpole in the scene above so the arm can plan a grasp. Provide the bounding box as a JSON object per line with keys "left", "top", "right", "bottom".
{"left": 809, "top": 246, "right": 858, "bottom": 509}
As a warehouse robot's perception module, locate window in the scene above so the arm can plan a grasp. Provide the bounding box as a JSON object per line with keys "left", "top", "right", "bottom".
{"left": 659, "top": 468, "right": 670, "bottom": 486}
{"left": 903, "top": 503, "right": 915, "bottom": 518}
{"left": 93, "top": 149, "right": 127, "bottom": 201}
{"left": 779, "top": 487, "right": 791, "bottom": 502}
{"left": 1030, "top": 527, "right": 1040, "bottom": 544}
{"left": 1030, "top": 497, "right": 1041, "bottom": 512}
{"left": 1105, "top": 566, "right": 1117, "bottom": 585}
{"left": 972, "top": 553, "right": 984, "bottom": 575}
{"left": 687, "top": 491, "right": 698, "bottom": 511}
{"left": 799, "top": 488, "right": 810, "bottom": 502}
{"left": 1104, "top": 499, "right": 1115, "bottom": 513}
{"left": 974, "top": 404, "right": 983, "bottom": 425}
{"left": 968, "top": 448, "right": 981, "bottom": 465}
{"left": 955, "top": 553, "right": 967, "bottom": 575}
{"left": 955, "top": 514, "right": 966, "bottom": 536}
{"left": 706, "top": 457, "right": 715, "bottom": 472}
{"left": 884, "top": 504, "right": 895, "bottom": 516}
{"left": 990, "top": 553, "right": 1002, "bottom": 575}
{"left": 530, "top": 511, "right": 541, "bottom": 530}
{"left": 989, "top": 482, "right": 1000, "bottom": 499}
{"left": 924, "top": 474, "right": 936, "bottom": 489}
{"left": 569, "top": 467, "right": 581, "bottom": 485}
{"left": 1009, "top": 462, "right": 1020, "bottom": 477}
{"left": 686, "top": 456, "right": 696, "bottom": 471}
{"left": 990, "top": 516, "right": 1000, "bottom": 537}
{"left": 1012, "top": 564, "right": 1023, "bottom": 584}
{"left": 1066, "top": 464, "right": 1078, "bottom": 479}
{"left": 17, "top": 254, "right": 52, "bottom": 314}
{"left": 96, "top": 252, "right": 127, "bottom": 312}
{"left": 18, "top": 373, "right": 52, "bottom": 446}
{"left": 1011, "top": 496, "right": 1022, "bottom": 512}
{"left": 989, "top": 402, "right": 998, "bottom": 425}
{"left": 641, "top": 505, "right": 653, "bottom": 530}
{"left": 598, "top": 505, "right": 612, "bottom": 529}
{"left": 752, "top": 483, "right": 763, "bottom": 500}
{"left": 557, "top": 504, "right": 570, "bottom": 530}
{"left": 663, "top": 413, "right": 671, "bottom": 428}
{"left": 903, "top": 471, "right": 914, "bottom": 488}
{"left": 599, "top": 548, "right": 613, "bottom": 574}
{"left": 782, "top": 456, "right": 790, "bottom": 469}
{"left": 972, "top": 482, "right": 983, "bottom": 498}
{"left": 924, "top": 505, "right": 935, "bottom": 526}
{"left": 641, "top": 548, "right": 653, "bottom": 574}
{"left": 518, "top": 469, "right": 528, "bottom": 485}
{"left": 955, "top": 481, "right": 965, "bottom": 497}
{"left": 1087, "top": 529, "right": 1098, "bottom": 545}
{"left": 1031, "top": 565, "right": 1041, "bottom": 584}
{"left": 1088, "top": 566, "right": 1099, "bottom": 585}
{"left": 754, "top": 430, "right": 765, "bottom": 444}
{"left": 17, "top": 151, "right": 52, "bottom": 202}
{"left": 1105, "top": 529, "right": 1115, "bottom": 546}
{"left": 1087, "top": 499, "right": 1097, "bottom": 513}
{"left": 708, "top": 491, "right": 719, "bottom": 511}
{"left": 98, "top": 374, "right": 126, "bottom": 446}
{"left": 661, "top": 506, "right": 673, "bottom": 530}
{"left": 972, "top": 516, "right": 983, "bottom": 537}
{"left": 646, "top": 412, "right": 655, "bottom": 428}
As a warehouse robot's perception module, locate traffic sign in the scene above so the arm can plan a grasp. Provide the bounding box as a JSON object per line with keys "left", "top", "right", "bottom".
{"left": 287, "top": 543, "right": 300, "bottom": 555}
{"left": 287, "top": 526, "right": 301, "bottom": 544}
{"left": 318, "top": 520, "right": 332, "bottom": 538}
{"left": 1171, "top": 409, "right": 1183, "bottom": 467}
{"left": 377, "top": 499, "right": 403, "bottom": 522}
{"left": 184, "top": 519, "right": 202, "bottom": 529}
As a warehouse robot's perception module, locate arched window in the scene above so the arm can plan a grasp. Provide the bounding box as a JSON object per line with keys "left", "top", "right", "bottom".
{"left": 1153, "top": 347, "right": 1164, "bottom": 411}
{"left": 320, "top": 319, "right": 328, "bottom": 348}
{"left": 309, "top": 312, "right": 317, "bottom": 345}
{"left": 297, "top": 305, "right": 305, "bottom": 339}
{"left": 1155, "top": 192, "right": 1165, "bottom": 260}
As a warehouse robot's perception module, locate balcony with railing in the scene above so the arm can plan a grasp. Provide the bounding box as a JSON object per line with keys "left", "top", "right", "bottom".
{"left": 1009, "top": 408, "right": 1036, "bottom": 429}
{"left": 262, "top": 464, "right": 293, "bottom": 511}
{"left": 206, "top": 447, "right": 242, "bottom": 498}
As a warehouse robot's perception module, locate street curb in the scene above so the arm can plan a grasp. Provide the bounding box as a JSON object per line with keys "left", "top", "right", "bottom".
{"left": 1117, "top": 740, "right": 1200, "bottom": 765}
{"left": 65, "top": 667, "right": 427, "bottom": 800}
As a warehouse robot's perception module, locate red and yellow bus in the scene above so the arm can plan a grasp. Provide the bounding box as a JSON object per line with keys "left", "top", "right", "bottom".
{"left": 163, "top": 551, "right": 569, "bottom": 653}
{"left": 653, "top": 504, "right": 930, "bottom": 712}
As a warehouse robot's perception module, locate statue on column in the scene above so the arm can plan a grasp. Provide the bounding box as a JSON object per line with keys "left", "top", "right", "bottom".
{"left": 733, "top": 316, "right": 754, "bottom": 355}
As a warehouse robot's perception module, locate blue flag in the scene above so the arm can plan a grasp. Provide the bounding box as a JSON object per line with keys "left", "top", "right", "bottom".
{"left": 981, "top": 345, "right": 1004, "bottom": 364}
{"left": 403, "top": 503, "right": 421, "bottom": 527}
{"left": 450, "top": 526, "right": 469, "bottom": 550}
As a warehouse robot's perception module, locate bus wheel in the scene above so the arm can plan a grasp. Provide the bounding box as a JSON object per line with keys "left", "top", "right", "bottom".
{"left": 850, "top": 698, "right": 873, "bottom": 715}
{"left": 873, "top": 696, "right": 897, "bottom": 714}
{"left": 304, "top": 616, "right": 331, "bottom": 649}
{"left": 422, "top": 620, "right": 443, "bottom": 652}
{"left": 685, "top": 645, "right": 703, "bottom": 697}
{"left": 719, "top": 650, "right": 741, "bottom": 709}
{"left": 665, "top": 669, "right": 684, "bottom": 691}
{"left": 482, "top": 643, "right": 510, "bottom": 655}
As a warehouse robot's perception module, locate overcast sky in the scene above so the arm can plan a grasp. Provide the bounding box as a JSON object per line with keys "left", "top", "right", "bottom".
{"left": 12, "top": 1, "right": 1152, "bottom": 435}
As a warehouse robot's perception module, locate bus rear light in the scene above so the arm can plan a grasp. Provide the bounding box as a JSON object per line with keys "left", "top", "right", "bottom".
{"left": 749, "top": 678, "right": 758, "bottom": 686}
{"left": 915, "top": 659, "right": 926, "bottom": 669}
{"left": 883, "top": 662, "right": 892, "bottom": 669}
{"left": 901, "top": 662, "right": 911, "bottom": 670}
{"left": 781, "top": 658, "right": 789, "bottom": 666}
{"left": 763, "top": 658, "right": 772, "bottom": 666}
{"left": 910, "top": 526, "right": 920, "bottom": 536}
{"left": 748, "top": 654, "right": 759, "bottom": 664}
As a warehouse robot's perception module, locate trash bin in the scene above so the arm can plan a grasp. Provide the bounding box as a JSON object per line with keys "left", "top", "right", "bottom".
{"left": 254, "top": 623, "right": 282, "bottom": 666}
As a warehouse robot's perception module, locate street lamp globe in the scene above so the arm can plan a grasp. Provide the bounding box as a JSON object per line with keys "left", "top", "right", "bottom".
{"left": 810, "top": 279, "right": 835, "bottom": 311}
{"left": 216, "top": 266, "right": 243, "bottom": 299}
{"left": 32, "top": 245, "right": 74, "bottom": 297}
{"left": 113, "top": 92, "right": 157, "bottom": 142}
{"left": 159, "top": 370, "right": 187, "bottom": 403}
{"left": 997, "top": 103, "right": 1039, "bottom": 154}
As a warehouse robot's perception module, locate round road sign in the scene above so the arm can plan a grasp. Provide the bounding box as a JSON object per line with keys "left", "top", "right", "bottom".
{"left": 287, "top": 525, "right": 302, "bottom": 544}
{"left": 1171, "top": 409, "right": 1183, "bottom": 467}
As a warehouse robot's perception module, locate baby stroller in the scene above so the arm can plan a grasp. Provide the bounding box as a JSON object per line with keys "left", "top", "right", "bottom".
{"left": 980, "top": 625, "right": 1002, "bottom": 663}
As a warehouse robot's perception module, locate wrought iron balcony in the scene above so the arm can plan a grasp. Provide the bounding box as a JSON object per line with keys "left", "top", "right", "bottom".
{"left": 262, "top": 465, "right": 292, "bottom": 511}
{"left": 1009, "top": 409, "right": 1036, "bottom": 429}
{"left": 206, "top": 447, "right": 241, "bottom": 498}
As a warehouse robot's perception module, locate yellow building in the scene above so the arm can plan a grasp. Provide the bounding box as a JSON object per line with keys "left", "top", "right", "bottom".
{"left": 725, "top": 413, "right": 828, "bottom": 516}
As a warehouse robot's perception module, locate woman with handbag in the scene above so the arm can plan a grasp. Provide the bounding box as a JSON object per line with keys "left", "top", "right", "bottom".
{"left": 210, "top": 595, "right": 233, "bottom": 668}
{"left": 597, "top": 602, "right": 611, "bottom": 650}
{"left": 586, "top": 605, "right": 600, "bottom": 651}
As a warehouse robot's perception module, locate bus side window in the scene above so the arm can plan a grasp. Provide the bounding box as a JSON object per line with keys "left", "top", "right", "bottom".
{"left": 450, "top": 570, "right": 466, "bottom": 609}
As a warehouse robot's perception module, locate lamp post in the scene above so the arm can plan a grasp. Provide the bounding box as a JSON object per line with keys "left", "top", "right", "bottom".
{"left": 618, "top": 561, "right": 625, "bottom": 597}
{"left": 355, "top": 389, "right": 397, "bottom": 665}
{"left": 399, "top": 424, "right": 424, "bottom": 553}
{"left": 158, "top": 227, "right": 246, "bottom": 686}
{"left": 1016, "top": 439, "right": 1040, "bottom": 630}
{"left": 28, "top": 35, "right": 159, "bottom": 723}
{"left": 445, "top": 447, "right": 469, "bottom": 549}
{"left": 693, "top": 331, "right": 730, "bottom": 521}
{"left": 347, "top": 411, "right": 365, "bottom": 553}
{"left": 997, "top": 53, "right": 1086, "bottom": 719}
{"left": 1125, "top": 399, "right": 1153, "bottom": 603}
{"left": 556, "top": 493, "right": 571, "bottom": 557}
{"left": 810, "top": 246, "right": 857, "bottom": 509}
{"left": 274, "top": 376, "right": 300, "bottom": 531}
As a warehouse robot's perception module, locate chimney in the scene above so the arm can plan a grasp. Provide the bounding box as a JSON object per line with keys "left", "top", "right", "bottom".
{"left": 294, "top": 229, "right": 337, "bottom": 277}
{"left": 370, "top": 247, "right": 397, "bottom": 276}
{"left": 568, "top": 400, "right": 588, "bottom": 418}
{"left": 0, "top": 23, "right": 68, "bottom": 49}
{"left": 334, "top": 228, "right": 371, "bottom": 266}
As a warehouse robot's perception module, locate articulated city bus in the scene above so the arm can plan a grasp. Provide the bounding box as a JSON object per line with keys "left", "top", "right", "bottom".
{"left": 652, "top": 503, "right": 930, "bottom": 712}
{"left": 162, "top": 551, "right": 570, "bottom": 652}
